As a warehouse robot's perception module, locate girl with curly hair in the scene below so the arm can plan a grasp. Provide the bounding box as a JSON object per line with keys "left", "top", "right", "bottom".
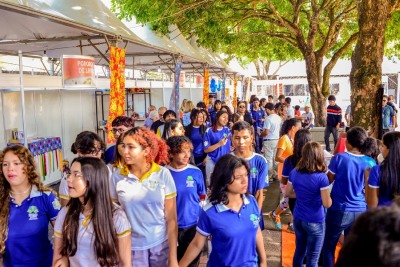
{"left": 53, "top": 157, "right": 131, "bottom": 267}
{"left": 0, "top": 145, "right": 61, "bottom": 267}
{"left": 179, "top": 154, "right": 267, "bottom": 267}
{"left": 110, "top": 127, "right": 178, "bottom": 267}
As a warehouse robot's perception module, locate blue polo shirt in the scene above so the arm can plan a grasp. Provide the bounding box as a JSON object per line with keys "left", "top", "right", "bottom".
{"left": 328, "top": 152, "right": 376, "bottom": 211}
{"left": 251, "top": 108, "right": 266, "bottom": 130}
{"left": 197, "top": 195, "right": 260, "bottom": 267}
{"left": 245, "top": 153, "right": 269, "bottom": 192}
{"left": 190, "top": 126, "right": 205, "bottom": 158}
{"left": 4, "top": 186, "right": 61, "bottom": 267}
{"left": 289, "top": 170, "right": 330, "bottom": 223}
{"left": 104, "top": 144, "right": 116, "bottom": 164}
{"left": 166, "top": 164, "right": 206, "bottom": 228}
{"left": 282, "top": 156, "right": 295, "bottom": 178}
{"left": 203, "top": 127, "right": 232, "bottom": 163}
{"left": 368, "top": 165, "right": 392, "bottom": 206}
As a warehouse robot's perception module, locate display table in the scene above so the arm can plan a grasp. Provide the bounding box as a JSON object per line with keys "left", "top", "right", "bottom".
{"left": 7, "top": 137, "right": 63, "bottom": 185}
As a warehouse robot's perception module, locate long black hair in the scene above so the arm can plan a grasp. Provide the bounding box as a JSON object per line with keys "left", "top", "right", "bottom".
{"left": 185, "top": 109, "right": 207, "bottom": 139}
{"left": 209, "top": 154, "right": 250, "bottom": 205}
{"left": 212, "top": 110, "right": 229, "bottom": 132}
{"left": 61, "top": 157, "right": 119, "bottom": 267}
{"left": 280, "top": 118, "right": 300, "bottom": 136}
{"left": 289, "top": 128, "right": 312, "bottom": 166}
{"left": 379, "top": 131, "right": 400, "bottom": 201}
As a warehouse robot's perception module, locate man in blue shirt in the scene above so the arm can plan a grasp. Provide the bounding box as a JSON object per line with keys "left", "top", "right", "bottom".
{"left": 251, "top": 97, "right": 266, "bottom": 154}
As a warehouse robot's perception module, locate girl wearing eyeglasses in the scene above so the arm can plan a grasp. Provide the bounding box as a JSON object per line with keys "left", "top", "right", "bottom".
{"left": 53, "top": 157, "right": 132, "bottom": 267}
{"left": 0, "top": 145, "right": 61, "bottom": 267}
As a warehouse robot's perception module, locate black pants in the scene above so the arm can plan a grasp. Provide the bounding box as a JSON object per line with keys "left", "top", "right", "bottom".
{"left": 324, "top": 126, "right": 338, "bottom": 152}
{"left": 178, "top": 225, "right": 201, "bottom": 267}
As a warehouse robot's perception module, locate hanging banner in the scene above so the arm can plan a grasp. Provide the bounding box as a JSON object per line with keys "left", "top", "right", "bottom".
{"left": 221, "top": 71, "right": 226, "bottom": 101}
{"left": 106, "top": 46, "right": 126, "bottom": 144}
{"left": 196, "top": 75, "right": 204, "bottom": 88}
{"left": 169, "top": 62, "right": 182, "bottom": 112}
{"left": 62, "top": 55, "right": 95, "bottom": 87}
{"left": 179, "top": 71, "right": 185, "bottom": 88}
{"left": 233, "top": 76, "right": 238, "bottom": 110}
{"left": 203, "top": 69, "right": 210, "bottom": 105}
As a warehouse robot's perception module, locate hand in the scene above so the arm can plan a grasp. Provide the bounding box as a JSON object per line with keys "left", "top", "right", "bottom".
{"left": 218, "top": 138, "right": 228, "bottom": 146}
{"left": 336, "top": 125, "right": 340, "bottom": 130}
{"left": 202, "top": 158, "right": 207, "bottom": 166}
{"left": 53, "top": 257, "right": 69, "bottom": 267}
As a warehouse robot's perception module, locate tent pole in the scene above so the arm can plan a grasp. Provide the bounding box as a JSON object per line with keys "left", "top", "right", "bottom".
{"left": 18, "top": 50, "right": 28, "bottom": 147}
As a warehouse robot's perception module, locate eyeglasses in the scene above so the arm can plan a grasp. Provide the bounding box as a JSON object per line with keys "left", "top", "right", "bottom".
{"left": 383, "top": 100, "right": 387, "bottom": 102}
{"left": 238, "top": 105, "right": 246, "bottom": 108}
{"left": 67, "top": 172, "right": 83, "bottom": 180}
{"left": 112, "top": 128, "right": 127, "bottom": 134}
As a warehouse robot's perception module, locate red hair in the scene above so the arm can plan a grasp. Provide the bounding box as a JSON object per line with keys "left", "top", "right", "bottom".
{"left": 123, "top": 127, "right": 169, "bottom": 165}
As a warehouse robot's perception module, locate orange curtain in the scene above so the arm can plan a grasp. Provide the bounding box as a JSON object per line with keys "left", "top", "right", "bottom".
{"left": 106, "top": 46, "right": 126, "bottom": 144}
{"left": 203, "top": 69, "right": 209, "bottom": 105}
{"left": 233, "top": 76, "right": 238, "bottom": 110}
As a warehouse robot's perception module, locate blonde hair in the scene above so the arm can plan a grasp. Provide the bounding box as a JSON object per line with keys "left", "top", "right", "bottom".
{"left": 184, "top": 100, "right": 195, "bottom": 113}
{"left": 0, "top": 145, "right": 55, "bottom": 255}
{"left": 180, "top": 99, "right": 188, "bottom": 112}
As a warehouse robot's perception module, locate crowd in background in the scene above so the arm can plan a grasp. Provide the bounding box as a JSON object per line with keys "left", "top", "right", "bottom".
{"left": 1, "top": 93, "right": 400, "bottom": 267}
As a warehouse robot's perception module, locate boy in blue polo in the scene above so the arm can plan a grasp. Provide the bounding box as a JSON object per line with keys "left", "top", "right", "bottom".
{"left": 166, "top": 136, "right": 206, "bottom": 266}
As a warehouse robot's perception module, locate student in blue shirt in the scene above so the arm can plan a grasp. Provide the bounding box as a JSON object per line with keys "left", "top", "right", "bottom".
{"left": 285, "top": 142, "right": 332, "bottom": 267}
{"left": 166, "top": 136, "right": 206, "bottom": 266}
{"left": 322, "top": 126, "right": 377, "bottom": 267}
{"left": 209, "top": 100, "right": 222, "bottom": 125}
{"left": 203, "top": 110, "right": 232, "bottom": 185}
{"left": 0, "top": 145, "right": 61, "bottom": 267}
{"left": 185, "top": 109, "right": 207, "bottom": 179}
{"left": 250, "top": 98, "right": 266, "bottom": 154}
{"left": 281, "top": 128, "right": 312, "bottom": 233}
{"left": 231, "top": 121, "right": 269, "bottom": 230}
{"left": 366, "top": 131, "right": 400, "bottom": 207}
{"left": 179, "top": 154, "right": 267, "bottom": 267}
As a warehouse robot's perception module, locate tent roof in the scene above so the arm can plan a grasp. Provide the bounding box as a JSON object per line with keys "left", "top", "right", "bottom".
{"left": 0, "top": 0, "right": 235, "bottom": 75}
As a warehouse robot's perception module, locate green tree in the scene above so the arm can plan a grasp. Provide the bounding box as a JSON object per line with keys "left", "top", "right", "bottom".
{"left": 350, "top": 1, "right": 400, "bottom": 137}
{"left": 112, "top": 0, "right": 359, "bottom": 125}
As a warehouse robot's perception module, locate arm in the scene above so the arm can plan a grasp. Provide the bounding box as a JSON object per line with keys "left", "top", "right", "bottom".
{"left": 179, "top": 233, "right": 207, "bottom": 267}
{"left": 203, "top": 138, "right": 227, "bottom": 153}
{"left": 327, "top": 172, "right": 335, "bottom": 184}
{"left": 281, "top": 176, "right": 288, "bottom": 185}
{"left": 52, "top": 237, "right": 69, "bottom": 267}
{"left": 165, "top": 197, "right": 178, "bottom": 267}
{"left": 284, "top": 183, "right": 296, "bottom": 198}
{"left": 275, "top": 148, "right": 285, "bottom": 163}
{"left": 321, "top": 189, "right": 332, "bottom": 208}
{"left": 254, "top": 189, "right": 264, "bottom": 212}
{"left": 260, "top": 128, "right": 270, "bottom": 138}
{"left": 118, "top": 235, "right": 132, "bottom": 267}
{"left": 365, "top": 168, "right": 379, "bottom": 208}
{"left": 256, "top": 227, "right": 267, "bottom": 267}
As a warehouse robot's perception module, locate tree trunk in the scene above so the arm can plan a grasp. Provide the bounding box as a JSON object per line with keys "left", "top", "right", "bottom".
{"left": 304, "top": 53, "right": 327, "bottom": 126}
{"left": 254, "top": 60, "right": 261, "bottom": 80}
{"left": 350, "top": 0, "right": 390, "bottom": 138}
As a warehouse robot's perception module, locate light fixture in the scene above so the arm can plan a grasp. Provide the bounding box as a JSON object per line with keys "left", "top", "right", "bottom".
{"left": 42, "top": 50, "right": 48, "bottom": 61}
{"left": 158, "top": 66, "right": 161, "bottom": 73}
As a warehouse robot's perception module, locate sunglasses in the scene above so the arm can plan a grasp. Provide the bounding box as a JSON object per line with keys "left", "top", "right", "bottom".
{"left": 238, "top": 105, "right": 246, "bottom": 108}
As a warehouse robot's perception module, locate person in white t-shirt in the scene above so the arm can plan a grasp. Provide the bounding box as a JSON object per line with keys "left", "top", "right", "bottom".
{"left": 260, "top": 103, "right": 282, "bottom": 181}
{"left": 110, "top": 127, "right": 178, "bottom": 267}
{"left": 286, "top": 97, "right": 295, "bottom": 119}
{"left": 53, "top": 157, "right": 132, "bottom": 267}
{"left": 301, "top": 105, "right": 315, "bottom": 129}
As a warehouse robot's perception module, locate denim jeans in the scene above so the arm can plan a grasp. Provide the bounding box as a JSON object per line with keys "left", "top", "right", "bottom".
{"left": 293, "top": 218, "right": 325, "bottom": 267}
{"left": 322, "top": 209, "right": 363, "bottom": 267}
{"left": 263, "top": 139, "right": 278, "bottom": 178}
{"left": 255, "top": 134, "right": 263, "bottom": 154}
{"left": 324, "top": 126, "right": 338, "bottom": 152}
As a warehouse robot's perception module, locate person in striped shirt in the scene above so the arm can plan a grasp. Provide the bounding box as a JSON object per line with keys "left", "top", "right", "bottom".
{"left": 324, "top": 95, "right": 342, "bottom": 152}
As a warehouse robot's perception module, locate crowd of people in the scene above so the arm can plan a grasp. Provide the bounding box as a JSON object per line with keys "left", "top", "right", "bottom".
{"left": 1, "top": 93, "right": 400, "bottom": 267}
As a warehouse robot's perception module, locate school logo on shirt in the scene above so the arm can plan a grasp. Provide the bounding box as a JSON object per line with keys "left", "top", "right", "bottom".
{"left": 186, "top": 176, "right": 195, "bottom": 187}
{"left": 223, "top": 133, "right": 228, "bottom": 138}
{"left": 204, "top": 141, "right": 209, "bottom": 146}
{"left": 27, "top": 205, "right": 39, "bottom": 220}
{"left": 250, "top": 214, "right": 259, "bottom": 228}
{"left": 147, "top": 180, "right": 159, "bottom": 190}
{"left": 250, "top": 167, "right": 258, "bottom": 179}
{"left": 52, "top": 199, "right": 61, "bottom": 210}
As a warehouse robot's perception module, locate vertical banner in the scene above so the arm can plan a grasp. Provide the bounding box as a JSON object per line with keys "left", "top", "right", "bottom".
{"left": 106, "top": 46, "right": 126, "bottom": 144}
{"left": 221, "top": 71, "right": 226, "bottom": 102}
{"left": 169, "top": 62, "right": 182, "bottom": 112}
{"left": 233, "top": 75, "right": 238, "bottom": 110}
{"left": 203, "top": 69, "right": 210, "bottom": 105}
